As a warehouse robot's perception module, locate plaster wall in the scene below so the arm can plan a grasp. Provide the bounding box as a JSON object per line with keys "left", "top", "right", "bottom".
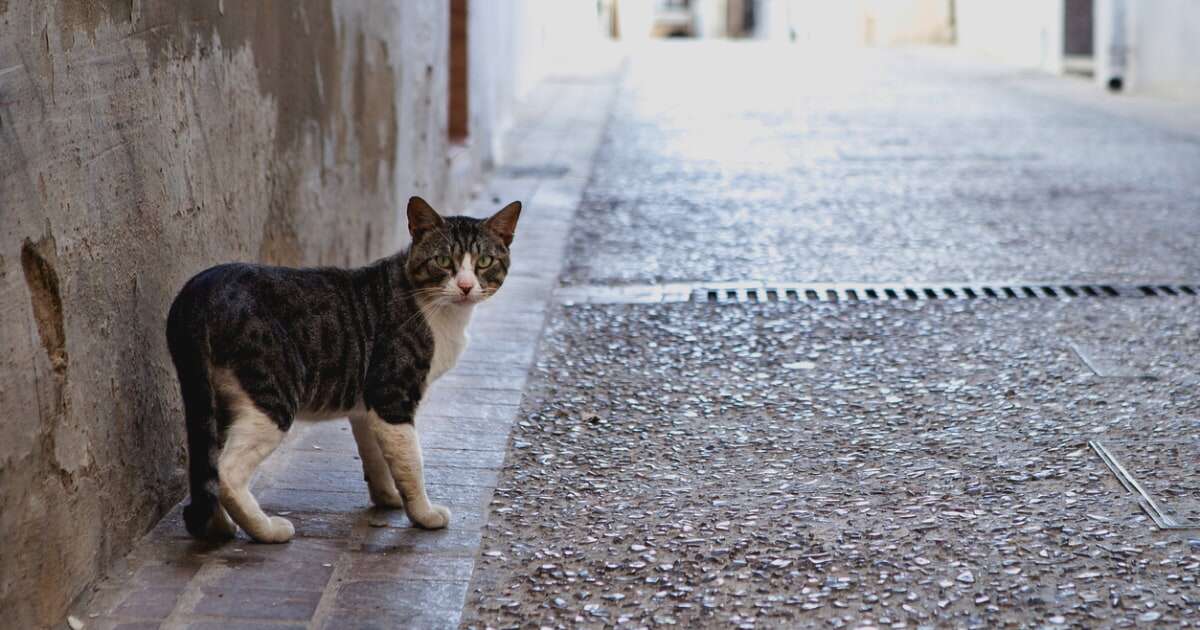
{"left": 955, "top": 0, "right": 1065, "bottom": 73}
{"left": 759, "top": 0, "right": 950, "bottom": 46}
{"left": 0, "top": 1, "right": 457, "bottom": 626}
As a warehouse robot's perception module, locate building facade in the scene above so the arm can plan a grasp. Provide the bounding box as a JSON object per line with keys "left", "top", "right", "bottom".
{"left": 956, "top": 0, "right": 1200, "bottom": 101}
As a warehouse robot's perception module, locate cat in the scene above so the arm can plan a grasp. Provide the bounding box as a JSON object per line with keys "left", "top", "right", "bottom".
{"left": 165, "top": 196, "right": 520, "bottom": 543}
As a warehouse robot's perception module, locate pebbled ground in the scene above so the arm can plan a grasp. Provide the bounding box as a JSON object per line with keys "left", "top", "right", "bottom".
{"left": 465, "top": 42, "right": 1200, "bottom": 630}
{"left": 464, "top": 298, "right": 1200, "bottom": 629}
{"left": 561, "top": 45, "right": 1200, "bottom": 287}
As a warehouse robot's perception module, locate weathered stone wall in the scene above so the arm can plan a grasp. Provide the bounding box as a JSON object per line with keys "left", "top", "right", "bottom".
{"left": 0, "top": 2, "right": 454, "bottom": 627}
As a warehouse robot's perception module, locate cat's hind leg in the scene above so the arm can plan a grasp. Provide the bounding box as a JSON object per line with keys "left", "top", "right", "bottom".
{"left": 349, "top": 413, "right": 404, "bottom": 508}
{"left": 214, "top": 372, "right": 294, "bottom": 543}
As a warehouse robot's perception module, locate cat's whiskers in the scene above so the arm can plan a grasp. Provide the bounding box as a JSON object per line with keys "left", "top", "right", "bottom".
{"left": 419, "top": 293, "right": 456, "bottom": 321}
{"left": 395, "top": 292, "right": 446, "bottom": 333}
{"left": 399, "top": 286, "right": 444, "bottom": 301}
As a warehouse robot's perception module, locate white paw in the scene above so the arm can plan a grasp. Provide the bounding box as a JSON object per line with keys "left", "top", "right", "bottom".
{"left": 369, "top": 485, "right": 405, "bottom": 509}
{"left": 259, "top": 516, "right": 295, "bottom": 543}
{"left": 409, "top": 504, "right": 451, "bottom": 530}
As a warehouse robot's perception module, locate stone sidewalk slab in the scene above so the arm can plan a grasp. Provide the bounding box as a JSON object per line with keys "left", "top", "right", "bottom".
{"left": 67, "top": 65, "right": 619, "bottom": 630}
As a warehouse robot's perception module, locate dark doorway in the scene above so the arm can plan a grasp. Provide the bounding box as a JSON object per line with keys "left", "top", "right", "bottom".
{"left": 1064, "top": 0, "right": 1094, "bottom": 56}
{"left": 726, "top": 0, "right": 756, "bottom": 38}
{"left": 1063, "top": 0, "right": 1094, "bottom": 76}
{"left": 449, "top": 0, "right": 469, "bottom": 142}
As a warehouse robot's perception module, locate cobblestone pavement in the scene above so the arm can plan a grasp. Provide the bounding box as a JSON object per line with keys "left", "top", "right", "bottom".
{"left": 464, "top": 298, "right": 1200, "bottom": 629}
{"left": 465, "top": 42, "right": 1200, "bottom": 629}
{"left": 562, "top": 45, "right": 1200, "bottom": 287}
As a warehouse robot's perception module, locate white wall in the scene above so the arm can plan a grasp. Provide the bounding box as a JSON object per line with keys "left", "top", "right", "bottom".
{"left": 447, "top": 0, "right": 606, "bottom": 204}
{"left": 694, "top": 0, "right": 728, "bottom": 38}
{"left": 468, "top": 0, "right": 600, "bottom": 163}
{"left": 769, "top": 0, "right": 864, "bottom": 46}
{"left": 1096, "top": 0, "right": 1200, "bottom": 100}
{"left": 759, "top": 0, "right": 952, "bottom": 46}
{"left": 955, "top": 0, "right": 1065, "bottom": 73}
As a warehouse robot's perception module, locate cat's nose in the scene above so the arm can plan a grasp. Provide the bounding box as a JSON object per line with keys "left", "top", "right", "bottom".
{"left": 457, "top": 281, "right": 473, "bottom": 295}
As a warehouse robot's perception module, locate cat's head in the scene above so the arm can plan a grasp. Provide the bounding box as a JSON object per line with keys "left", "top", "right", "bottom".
{"left": 405, "top": 196, "right": 521, "bottom": 306}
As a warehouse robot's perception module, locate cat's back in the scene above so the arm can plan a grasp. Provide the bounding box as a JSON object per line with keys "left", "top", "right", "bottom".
{"left": 167, "top": 261, "right": 363, "bottom": 347}
{"left": 180, "top": 259, "right": 359, "bottom": 305}
{"left": 173, "top": 262, "right": 307, "bottom": 317}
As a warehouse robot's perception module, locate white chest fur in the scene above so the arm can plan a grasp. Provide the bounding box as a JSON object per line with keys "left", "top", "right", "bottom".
{"left": 424, "top": 303, "right": 473, "bottom": 387}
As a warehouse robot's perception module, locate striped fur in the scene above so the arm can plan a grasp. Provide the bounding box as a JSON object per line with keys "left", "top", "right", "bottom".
{"left": 166, "top": 196, "right": 520, "bottom": 540}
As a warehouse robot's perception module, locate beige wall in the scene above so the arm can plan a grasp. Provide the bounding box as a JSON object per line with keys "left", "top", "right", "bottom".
{"left": 0, "top": 2, "right": 460, "bottom": 627}
{"left": 863, "top": 0, "right": 954, "bottom": 46}
{"left": 760, "top": 0, "right": 953, "bottom": 46}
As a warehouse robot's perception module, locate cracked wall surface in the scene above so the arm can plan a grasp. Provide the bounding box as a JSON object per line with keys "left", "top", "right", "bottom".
{"left": 0, "top": 2, "right": 457, "bottom": 626}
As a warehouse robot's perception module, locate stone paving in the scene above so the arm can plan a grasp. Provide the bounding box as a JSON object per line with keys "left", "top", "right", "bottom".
{"left": 561, "top": 45, "right": 1200, "bottom": 287}
{"left": 464, "top": 298, "right": 1200, "bottom": 629}
{"left": 65, "top": 67, "right": 617, "bottom": 630}
{"left": 463, "top": 42, "right": 1200, "bottom": 629}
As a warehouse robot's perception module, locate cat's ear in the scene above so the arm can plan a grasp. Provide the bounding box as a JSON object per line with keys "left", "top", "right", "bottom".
{"left": 407, "top": 196, "right": 445, "bottom": 240}
{"left": 483, "top": 201, "right": 521, "bottom": 247}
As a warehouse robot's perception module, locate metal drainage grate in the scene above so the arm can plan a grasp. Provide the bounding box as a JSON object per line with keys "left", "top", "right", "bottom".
{"left": 495, "top": 163, "right": 571, "bottom": 179}
{"left": 555, "top": 281, "right": 1200, "bottom": 305}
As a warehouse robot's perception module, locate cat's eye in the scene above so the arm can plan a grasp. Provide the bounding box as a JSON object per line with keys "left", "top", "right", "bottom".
{"left": 476, "top": 255, "right": 494, "bottom": 269}
{"left": 434, "top": 255, "right": 453, "bottom": 268}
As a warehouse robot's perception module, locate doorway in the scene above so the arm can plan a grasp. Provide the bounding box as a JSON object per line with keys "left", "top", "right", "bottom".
{"left": 1063, "top": 0, "right": 1094, "bottom": 77}
{"left": 449, "top": 0, "right": 469, "bottom": 142}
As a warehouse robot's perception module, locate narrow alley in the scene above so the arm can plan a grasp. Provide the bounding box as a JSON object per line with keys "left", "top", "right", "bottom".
{"left": 462, "top": 42, "right": 1200, "bottom": 628}
{"left": 53, "top": 34, "right": 1200, "bottom": 630}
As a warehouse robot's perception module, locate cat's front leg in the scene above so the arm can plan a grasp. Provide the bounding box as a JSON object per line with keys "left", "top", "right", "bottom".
{"left": 349, "top": 413, "right": 404, "bottom": 508}
{"left": 367, "top": 411, "right": 451, "bottom": 529}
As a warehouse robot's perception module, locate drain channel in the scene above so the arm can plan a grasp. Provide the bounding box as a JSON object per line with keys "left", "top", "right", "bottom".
{"left": 495, "top": 163, "right": 571, "bottom": 179}
{"left": 555, "top": 281, "right": 1200, "bottom": 305}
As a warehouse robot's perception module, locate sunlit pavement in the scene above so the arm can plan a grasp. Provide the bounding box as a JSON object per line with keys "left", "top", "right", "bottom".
{"left": 463, "top": 42, "right": 1200, "bottom": 629}
{"left": 564, "top": 43, "right": 1200, "bottom": 287}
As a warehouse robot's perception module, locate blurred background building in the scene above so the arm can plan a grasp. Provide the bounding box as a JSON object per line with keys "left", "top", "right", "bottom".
{"left": 956, "top": 0, "right": 1200, "bottom": 100}
{"left": 607, "top": 0, "right": 1200, "bottom": 100}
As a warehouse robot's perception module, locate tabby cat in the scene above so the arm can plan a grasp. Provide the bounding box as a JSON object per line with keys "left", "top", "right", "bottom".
{"left": 166, "top": 197, "right": 520, "bottom": 543}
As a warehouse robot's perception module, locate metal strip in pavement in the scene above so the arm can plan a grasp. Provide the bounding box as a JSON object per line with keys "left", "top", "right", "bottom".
{"left": 1089, "top": 440, "right": 1198, "bottom": 531}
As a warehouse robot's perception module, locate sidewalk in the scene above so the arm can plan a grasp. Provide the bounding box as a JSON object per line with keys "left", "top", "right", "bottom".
{"left": 67, "top": 67, "right": 617, "bottom": 630}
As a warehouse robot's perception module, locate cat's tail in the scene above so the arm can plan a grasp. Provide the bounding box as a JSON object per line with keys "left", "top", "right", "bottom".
{"left": 166, "top": 280, "right": 221, "bottom": 539}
